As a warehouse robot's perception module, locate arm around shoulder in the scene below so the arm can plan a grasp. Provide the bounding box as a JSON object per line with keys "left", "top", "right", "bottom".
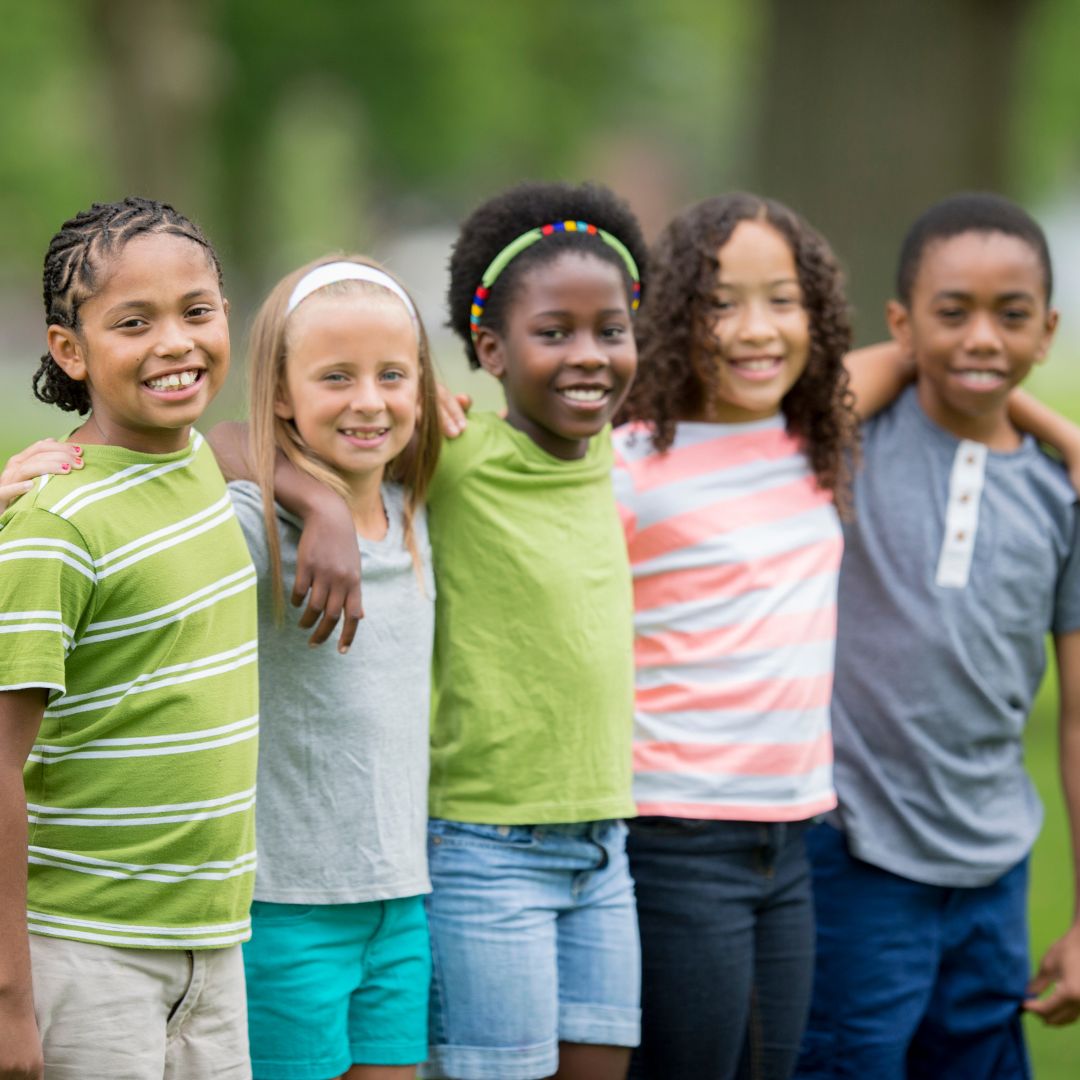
{"left": 842, "top": 340, "right": 916, "bottom": 422}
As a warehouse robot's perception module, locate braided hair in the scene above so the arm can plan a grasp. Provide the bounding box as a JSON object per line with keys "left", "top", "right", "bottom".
{"left": 35, "top": 197, "right": 223, "bottom": 414}
{"left": 447, "top": 181, "right": 648, "bottom": 368}
{"left": 622, "top": 193, "right": 859, "bottom": 514}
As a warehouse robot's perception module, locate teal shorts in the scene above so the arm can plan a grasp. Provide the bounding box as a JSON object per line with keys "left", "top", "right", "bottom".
{"left": 243, "top": 896, "right": 430, "bottom": 1080}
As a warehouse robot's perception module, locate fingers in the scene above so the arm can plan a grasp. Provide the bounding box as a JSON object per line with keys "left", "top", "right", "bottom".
{"left": 297, "top": 581, "right": 329, "bottom": 632}
{"left": 0, "top": 480, "right": 35, "bottom": 513}
{"left": 436, "top": 384, "right": 470, "bottom": 438}
{"left": 1, "top": 440, "right": 83, "bottom": 487}
{"left": 1024, "top": 986, "right": 1080, "bottom": 1026}
{"left": 336, "top": 585, "right": 364, "bottom": 655}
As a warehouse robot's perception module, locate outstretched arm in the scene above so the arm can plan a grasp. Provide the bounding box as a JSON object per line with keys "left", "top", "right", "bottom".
{"left": 207, "top": 422, "right": 362, "bottom": 652}
{"left": 0, "top": 688, "right": 48, "bottom": 1080}
{"left": 1025, "top": 628, "right": 1080, "bottom": 1025}
{"left": 843, "top": 341, "right": 915, "bottom": 421}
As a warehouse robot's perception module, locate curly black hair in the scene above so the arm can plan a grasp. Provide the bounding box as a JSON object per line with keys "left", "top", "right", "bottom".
{"left": 35, "top": 196, "right": 223, "bottom": 414}
{"left": 897, "top": 191, "right": 1052, "bottom": 305}
{"left": 447, "top": 181, "right": 648, "bottom": 368}
{"left": 622, "top": 193, "right": 859, "bottom": 513}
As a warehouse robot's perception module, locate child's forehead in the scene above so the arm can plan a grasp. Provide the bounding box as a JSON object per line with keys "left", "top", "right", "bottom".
{"left": 92, "top": 233, "right": 220, "bottom": 301}
{"left": 912, "top": 230, "right": 1047, "bottom": 299}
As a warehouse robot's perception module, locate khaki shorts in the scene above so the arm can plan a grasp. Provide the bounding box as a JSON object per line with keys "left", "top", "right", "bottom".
{"left": 30, "top": 933, "right": 250, "bottom": 1079}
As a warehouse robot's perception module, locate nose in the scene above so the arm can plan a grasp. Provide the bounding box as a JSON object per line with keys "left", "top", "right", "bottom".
{"left": 736, "top": 299, "right": 778, "bottom": 344}
{"left": 349, "top": 376, "right": 384, "bottom": 414}
{"left": 153, "top": 317, "right": 195, "bottom": 358}
{"left": 964, "top": 311, "right": 1002, "bottom": 354}
{"left": 568, "top": 332, "right": 612, "bottom": 370}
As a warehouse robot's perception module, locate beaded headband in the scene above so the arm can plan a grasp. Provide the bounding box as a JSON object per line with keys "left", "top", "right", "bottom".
{"left": 469, "top": 220, "right": 641, "bottom": 341}
{"left": 287, "top": 261, "right": 419, "bottom": 329}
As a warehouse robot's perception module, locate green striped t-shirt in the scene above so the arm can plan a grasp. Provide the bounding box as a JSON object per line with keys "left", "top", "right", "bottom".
{"left": 0, "top": 432, "right": 258, "bottom": 949}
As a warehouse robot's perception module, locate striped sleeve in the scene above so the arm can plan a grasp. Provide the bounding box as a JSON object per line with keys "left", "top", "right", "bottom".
{"left": 0, "top": 508, "right": 96, "bottom": 695}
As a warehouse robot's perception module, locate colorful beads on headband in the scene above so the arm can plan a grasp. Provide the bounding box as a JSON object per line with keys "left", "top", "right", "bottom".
{"left": 469, "top": 220, "right": 641, "bottom": 341}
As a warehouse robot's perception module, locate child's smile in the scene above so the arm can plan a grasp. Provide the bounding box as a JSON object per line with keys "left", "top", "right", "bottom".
{"left": 276, "top": 293, "right": 420, "bottom": 497}
{"left": 889, "top": 230, "right": 1058, "bottom": 447}
{"left": 477, "top": 252, "right": 636, "bottom": 460}
{"left": 53, "top": 232, "right": 229, "bottom": 455}
{"left": 696, "top": 220, "right": 810, "bottom": 424}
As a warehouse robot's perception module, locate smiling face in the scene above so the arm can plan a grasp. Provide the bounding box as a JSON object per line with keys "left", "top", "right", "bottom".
{"left": 47, "top": 231, "right": 229, "bottom": 454}
{"left": 275, "top": 290, "right": 420, "bottom": 496}
{"left": 696, "top": 219, "right": 810, "bottom": 424}
{"left": 891, "top": 230, "right": 1057, "bottom": 445}
{"left": 475, "top": 251, "right": 637, "bottom": 460}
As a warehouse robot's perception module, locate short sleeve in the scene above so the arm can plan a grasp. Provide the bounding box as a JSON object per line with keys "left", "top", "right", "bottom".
{"left": 1053, "top": 502, "right": 1080, "bottom": 635}
{"left": 427, "top": 415, "right": 488, "bottom": 510}
{"left": 228, "top": 481, "right": 271, "bottom": 576}
{"left": 0, "top": 507, "right": 98, "bottom": 695}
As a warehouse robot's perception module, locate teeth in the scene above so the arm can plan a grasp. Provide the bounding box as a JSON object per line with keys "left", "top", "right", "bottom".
{"left": 561, "top": 388, "right": 606, "bottom": 402}
{"left": 958, "top": 370, "right": 1003, "bottom": 384}
{"left": 147, "top": 370, "right": 199, "bottom": 390}
{"left": 733, "top": 359, "right": 778, "bottom": 371}
{"left": 343, "top": 429, "right": 388, "bottom": 438}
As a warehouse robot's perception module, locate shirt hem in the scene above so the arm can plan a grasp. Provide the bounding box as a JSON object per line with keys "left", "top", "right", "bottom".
{"left": 428, "top": 796, "right": 636, "bottom": 826}
{"left": 253, "top": 877, "right": 432, "bottom": 904}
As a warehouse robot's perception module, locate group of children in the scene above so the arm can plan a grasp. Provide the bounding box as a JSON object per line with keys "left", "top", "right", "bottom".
{"left": 0, "top": 179, "right": 1077, "bottom": 1080}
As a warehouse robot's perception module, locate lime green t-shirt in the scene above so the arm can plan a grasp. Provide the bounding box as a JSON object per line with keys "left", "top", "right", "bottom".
{"left": 0, "top": 433, "right": 258, "bottom": 949}
{"left": 426, "top": 412, "right": 635, "bottom": 824}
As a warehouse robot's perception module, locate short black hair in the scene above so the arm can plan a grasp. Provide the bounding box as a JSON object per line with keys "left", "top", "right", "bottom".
{"left": 35, "top": 196, "right": 223, "bottom": 414}
{"left": 896, "top": 192, "right": 1052, "bottom": 305}
{"left": 447, "top": 181, "right": 648, "bottom": 368}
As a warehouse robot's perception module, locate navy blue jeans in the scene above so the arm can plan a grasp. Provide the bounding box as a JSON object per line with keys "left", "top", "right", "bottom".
{"left": 627, "top": 817, "right": 815, "bottom": 1080}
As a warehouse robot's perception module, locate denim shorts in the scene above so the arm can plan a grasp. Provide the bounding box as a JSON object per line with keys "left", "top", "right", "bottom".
{"left": 421, "top": 818, "right": 641, "bottom": 1080}
{"left": 243, "top": 896, "right": 430, "bottom": 1079}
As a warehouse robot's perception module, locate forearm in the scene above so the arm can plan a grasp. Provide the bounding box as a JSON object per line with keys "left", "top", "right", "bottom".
{"left": 0, "top": 772, "right": 32, "bottom": 1003}
{"left": 843, "top": 340, "right": 915, "bottom": 421}
{"left": 206, "top": 421, "right": 254, "bottom": 483}
{"left": 1009, "top": 390, "right": 1080, "bottom": 459}
{"left": 1061, "top": 711, "right": 1080, "bottom": 923}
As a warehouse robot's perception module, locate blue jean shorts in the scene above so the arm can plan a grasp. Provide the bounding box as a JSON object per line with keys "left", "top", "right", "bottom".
{"left": 421, "top": 818, "right": 641, "bottom": 1080}
{"left": 243, "top": 896, "right": 430, "bottom": 1079}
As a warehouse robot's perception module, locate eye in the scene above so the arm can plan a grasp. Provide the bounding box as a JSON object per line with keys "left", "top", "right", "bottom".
{"left": 116, "top": 316, "right": 148, "bottom": 330}
{"left": 537, "top": 327, "right": 568, "bottom": 341}
{"left": 1001, "top": 308, "right": 1031, "bottom": 325}
{"left": 186, "top": 303, "right": 215, "bottom": 319}
{"left": 380, "top": 369, "right": 406, "bottom": 382}
{"left": 601, "top": 324, "right": 627, "bottom": 340}
{"left": 711, "top": 298, "right": 735, "bottom": 313}
{"left": 935, "top": 307, "right": 965, "bottom": 322}
{"left": 322, "top": 372, "right": 349, "bottom": 383}
{"left": 771, "top": 294, "right": 800, "bottom": 308}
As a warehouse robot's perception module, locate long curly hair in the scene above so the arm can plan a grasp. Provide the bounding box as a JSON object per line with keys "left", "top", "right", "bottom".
{"left": 622, "top": 193, "right": 859, "bottom": 513}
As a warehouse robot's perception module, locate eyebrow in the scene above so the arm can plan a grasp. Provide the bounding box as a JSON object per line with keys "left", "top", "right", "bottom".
{"left": 716, "top": 278, "right": 801, "bottom": 288}
{"left": 105, "top": 290, "right": 217, "bottom": 315}
{"left": 531, "top": 307, "right": 629, "bottom": 318}
{"left": 931, "top": 289, "right": 1037, "bottom": 303}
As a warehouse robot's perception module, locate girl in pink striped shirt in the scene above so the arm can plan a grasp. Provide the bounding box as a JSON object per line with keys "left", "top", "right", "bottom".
{"left": 612, "top": 194, "right": 858, "bottom": 1080}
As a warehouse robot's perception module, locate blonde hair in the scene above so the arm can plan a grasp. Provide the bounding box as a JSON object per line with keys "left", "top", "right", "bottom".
{"left": 247, "top": 254, "right": 441, "bottom": 617}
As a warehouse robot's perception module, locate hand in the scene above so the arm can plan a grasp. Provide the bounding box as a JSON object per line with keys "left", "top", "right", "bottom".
{"left": 1024, "top": 922, "right": 1080, "bottom": 1025}
{"left": 0, "top": 439, "right": 82, "bottom": 512}
{"left": 292, "top": 496, "right": 363, "bottom": 653}
{"left": 0, "top": 994, "right": 44, "bottom": 1079}
{"left": 436, "top": 383, "right": 472, "bottom": 438}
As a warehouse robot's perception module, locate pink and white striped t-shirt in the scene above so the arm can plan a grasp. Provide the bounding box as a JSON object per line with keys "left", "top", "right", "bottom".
{"left": 611, "top": 417, "right": 842, "bottom": 822}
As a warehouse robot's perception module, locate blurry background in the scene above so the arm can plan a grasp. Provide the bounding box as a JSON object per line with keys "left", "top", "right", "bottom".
{"left": 3, "top": 1, "right": 1080, "bottom": 1072}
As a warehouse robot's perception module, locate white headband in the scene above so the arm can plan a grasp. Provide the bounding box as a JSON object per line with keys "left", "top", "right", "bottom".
{"left": 286, "top": 261, "right": 419, "bottom": 329}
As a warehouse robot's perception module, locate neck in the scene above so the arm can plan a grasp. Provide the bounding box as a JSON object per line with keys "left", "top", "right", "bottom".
{"left": 73, "top": 413, "right": 191, "bottom": 455}
{"left": 345, "top": 468, "right": 389, "bottom": 540}
{"left": 915, "top": 382, "right": 1021, "bottom": 451}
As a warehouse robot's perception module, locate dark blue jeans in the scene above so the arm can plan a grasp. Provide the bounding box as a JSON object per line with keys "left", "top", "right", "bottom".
{"left": 627, "top": 817, "right": 815, "bottom": 1080}
{"left": 795, "top": 822, "right": 1031, "bottom": 1080}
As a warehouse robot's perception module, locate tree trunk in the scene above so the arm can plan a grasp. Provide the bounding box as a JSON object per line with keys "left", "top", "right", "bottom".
{"left": 754, "top": 0, "right": 1028, "bottom": 341}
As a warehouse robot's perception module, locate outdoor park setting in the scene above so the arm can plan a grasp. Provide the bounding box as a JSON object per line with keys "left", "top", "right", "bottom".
{"left": 3, "top": 1, "right": 1080, "bottom": 1077}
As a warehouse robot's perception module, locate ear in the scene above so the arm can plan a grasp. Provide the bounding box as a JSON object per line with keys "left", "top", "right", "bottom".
{"left": 885, "top": 300, "right": 913, "bottom": 354}
{"left": 223, "top": 297, "right": 231, "bottom": 317}
{"left": 1034, "top": 307, "right": 1059, "bottom": 365}
{"left": 473, "top": 327, "right": 506, "bottom": 380}
{"left": 47, "top": 325, "right": 88, "bottom": 383}
{"left": 273, "top": 382, "right": 295, "bottom": 421}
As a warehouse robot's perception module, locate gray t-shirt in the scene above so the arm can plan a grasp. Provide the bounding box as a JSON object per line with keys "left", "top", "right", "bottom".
{"left": 230, "top": 480, "right": 434, "bottom": 903}
{"left": 830, "top": 387, "right": 1080, "bottom": 887}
